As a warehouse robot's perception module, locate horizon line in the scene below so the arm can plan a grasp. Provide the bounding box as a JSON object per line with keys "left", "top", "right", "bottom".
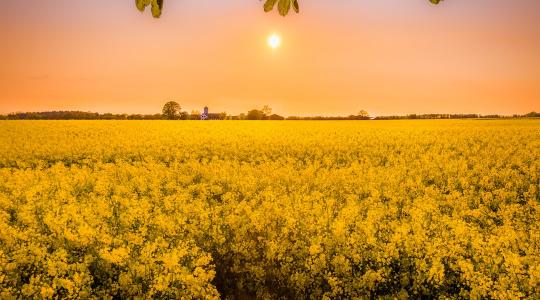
{"left": 2, "top": 109, "right": 539, "bottom": 118}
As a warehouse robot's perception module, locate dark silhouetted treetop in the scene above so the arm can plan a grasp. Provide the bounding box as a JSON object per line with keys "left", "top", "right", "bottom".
{"left": 136, "top": 0, "right": 444, "bottom": 18}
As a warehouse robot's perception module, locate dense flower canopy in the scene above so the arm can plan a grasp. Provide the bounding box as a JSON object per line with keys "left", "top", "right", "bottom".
{"left": 0, "top": 120, "right": 538, "bottom": 298}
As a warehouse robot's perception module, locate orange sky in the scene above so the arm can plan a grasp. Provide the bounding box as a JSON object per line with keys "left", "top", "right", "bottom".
{"left": 0, "top": 0, "right": 539, "bottom": 116}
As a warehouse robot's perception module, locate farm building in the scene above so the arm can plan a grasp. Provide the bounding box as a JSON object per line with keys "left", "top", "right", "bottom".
{"left": 200, "top": 106, "right": 224, "bottom": 120}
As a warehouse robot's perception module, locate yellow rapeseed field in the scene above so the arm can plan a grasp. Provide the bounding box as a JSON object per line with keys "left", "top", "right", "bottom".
{"left": 0, "top": 120, "right": 539, "bottom": 299}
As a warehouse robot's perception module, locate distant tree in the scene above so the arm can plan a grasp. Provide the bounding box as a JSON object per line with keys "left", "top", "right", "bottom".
{"left": 189, "top": 110, "right": 201, "bottom": 120}
{"left": 162, "top": 101, "right": 181, "bottom": 120}
{"left": 268, "top": 114, "right": 285, "bottom": 120}
{"left": 148, "top": 113, "right": 163, "bottom": 120}
{"left": 286, "top": 116, "right": 300, "bottom": 120}
{"left": 102, "top": 113, "right": 115, "bottom": 120}
{"left": 247, "top": 109, "right": 265, "bottom": 120}
{"left": 262, "top": 105, "right": 272, "bottom": 117}
{"left": 358, "top": 110, "right": 369, "bottom": 119}
{"left": 238, "top": 113, "right": 247, "bottom": 120}
{"left": 179, "top": 111, "right": 189, "bottom": 120}
{"left": 524, "top": 111, "right": 540, "bottom": 118}
{"left": 136, "top": 0, "right": 444, "bottom": 18}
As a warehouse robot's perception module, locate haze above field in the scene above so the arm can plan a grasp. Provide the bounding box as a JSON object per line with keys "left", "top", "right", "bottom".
{"left": 0, "top": 0, "right": 539, "bottom": 116}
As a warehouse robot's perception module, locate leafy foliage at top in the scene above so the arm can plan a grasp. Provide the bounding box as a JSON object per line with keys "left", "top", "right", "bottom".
{"left": 136, "top": 0, "right": 444, "bottom": 18}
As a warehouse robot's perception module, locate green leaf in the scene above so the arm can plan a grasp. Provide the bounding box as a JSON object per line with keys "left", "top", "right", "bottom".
{"left": 292, "top": 0, "right": 300, "bottom": 13}
{"left": 278, "top": 0, "right": 291, "bottom": 16}
{"left": 135, "top": 0, "right": 147, "bottom": 12}
{"left": 264, "top": 0, "right": 278, "bottom": 13}
{"left": 136, "top": 0, "right": 163, "bottom": 18}
{"left": 151, "top": 0, "right": 163, "bottom": 18}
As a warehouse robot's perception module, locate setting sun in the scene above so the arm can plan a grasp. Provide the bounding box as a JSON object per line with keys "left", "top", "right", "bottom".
{"left": 267, "top": 33, "right": 281, "bottom": 49}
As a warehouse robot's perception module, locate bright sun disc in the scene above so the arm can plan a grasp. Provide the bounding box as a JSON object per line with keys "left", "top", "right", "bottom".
{"left": 268, "top": 34, "right": 281, "bottom": 49}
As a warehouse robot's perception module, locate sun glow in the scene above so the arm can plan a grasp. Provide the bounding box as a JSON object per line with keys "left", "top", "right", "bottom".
{"left": 267, "top": 33, "right": 281, "bottom": 49}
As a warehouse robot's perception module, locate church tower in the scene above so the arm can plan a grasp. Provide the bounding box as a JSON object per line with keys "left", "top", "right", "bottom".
{"left": 201, "top": 106, "right": 209, "bottom": 120}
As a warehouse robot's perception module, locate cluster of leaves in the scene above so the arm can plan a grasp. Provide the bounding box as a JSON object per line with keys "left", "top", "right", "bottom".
{"left": 0, "top": 120, "right": 539, "bottom": 298}
{"left": 136, "top": 0, "right": 445, "bottom": 18}
{"left": 263, "top": 0, "right": 300, "bottom": 16}
{"left": 135, "top": 0, "right": 164, "bottom": 18}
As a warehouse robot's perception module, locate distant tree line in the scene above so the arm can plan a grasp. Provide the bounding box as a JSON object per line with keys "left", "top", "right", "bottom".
{"left": 1, "top": 107, "right": 539, "bottom": 121}
{"left": 160, "top": 102, "right": 287, "bottom": 120}
{"left": 373, "top": 113, "right": 540, "bottom": 120}
{"left": 0, "top": 111, "right": 163, "bottom": 120}
{"left": 523, "top": 112, "right": 540, "bottom": 118}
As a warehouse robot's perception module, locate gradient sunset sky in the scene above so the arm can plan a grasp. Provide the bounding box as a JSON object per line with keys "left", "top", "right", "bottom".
{"left": 1, "top": 0, "right": 539, "bottom": 116}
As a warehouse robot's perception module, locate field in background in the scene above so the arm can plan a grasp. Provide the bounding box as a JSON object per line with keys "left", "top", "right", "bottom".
{"left": 1, "top": 120, "right": 539, "bottom": 298}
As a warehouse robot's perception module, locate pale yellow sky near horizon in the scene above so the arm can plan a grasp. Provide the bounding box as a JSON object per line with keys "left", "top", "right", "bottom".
{"left": 0, "top": 0, "right": 539, "bottom": 116}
